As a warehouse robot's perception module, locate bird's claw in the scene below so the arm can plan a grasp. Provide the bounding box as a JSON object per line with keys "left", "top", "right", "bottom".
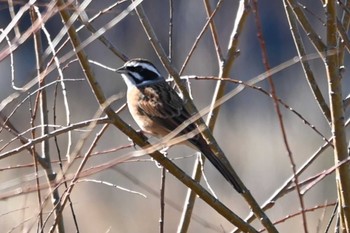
{"left": 153, "top": 146, "right": 169, "bottom": 168}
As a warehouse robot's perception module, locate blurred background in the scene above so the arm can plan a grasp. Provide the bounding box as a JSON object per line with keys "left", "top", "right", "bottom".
{"left": 0, "top": 0, "right": 348, "bottom": 232}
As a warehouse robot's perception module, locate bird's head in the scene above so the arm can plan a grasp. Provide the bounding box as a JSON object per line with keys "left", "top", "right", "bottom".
{"left": 116, "top": 59, "right": 163, "bottom": 88}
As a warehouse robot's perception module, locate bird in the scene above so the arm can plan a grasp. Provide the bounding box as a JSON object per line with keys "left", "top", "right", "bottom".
{"left": 116, "top": 58, "right": 243, "bottom": 193}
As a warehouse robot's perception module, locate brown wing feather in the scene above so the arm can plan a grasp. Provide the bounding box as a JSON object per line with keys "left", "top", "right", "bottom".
{"left": 137, "top": 82, "right": 196, "bottom": 134}
{"left": 137, "top": 82, "right": 243, "bottom": 193}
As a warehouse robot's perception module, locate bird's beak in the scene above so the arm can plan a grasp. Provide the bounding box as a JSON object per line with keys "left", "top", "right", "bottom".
{"left": 116, "top": 65, "right": 127, "bottom": 73}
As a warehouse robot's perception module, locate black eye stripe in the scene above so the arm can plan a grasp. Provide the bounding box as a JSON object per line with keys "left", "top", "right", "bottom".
{"left": 140, "top": 68, "right": 158, "bottom": 78}
{"left": 129, "top": 66, "right": 156, "bottom": 74}
{"left": 128, "top": 66, "right": 142, "bottom": 72}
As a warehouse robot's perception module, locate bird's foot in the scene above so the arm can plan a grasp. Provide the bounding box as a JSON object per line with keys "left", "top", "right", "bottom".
{"left": 153, "top": 146, "right": 169, "bottom": 168}
{"left": 159, "top": 146, "right": 169, "bottom": 156}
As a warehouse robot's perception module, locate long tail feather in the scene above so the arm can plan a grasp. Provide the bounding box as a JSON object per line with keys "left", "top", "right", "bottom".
{"left": 189, "top": 138, "right": 243, "bottom": 193}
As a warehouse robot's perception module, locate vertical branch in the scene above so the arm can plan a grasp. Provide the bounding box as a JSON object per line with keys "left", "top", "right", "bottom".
{"left": 207, "top": 0, "right": 250, "bottom": 129}
{"left": 133, "top": 1, "right": 278, "bottom": 232}
{"left": 286, "top": 0, "right": 327, "bottom": 56}
{"left": 176, "top": 157, "right": 204, "bottom": 233}
{"left": 179, "top": 0, "right": 224, "bottom": 75}
{"left": 29, "top": 6, "right": 65, "bottom": 233}
{"left": 48, "top": 121, "right": 109, "bottom": 233}
{"left": 203, "top": 0, "right": 223, "bottom": 62}
{"left": 283, "top": 1, "right": 331, "bottom": 123}
{"left": 34, "top": 3, "right": 80, "bottom": 229}
{"left": 337, "top": 0, "right": 350, "bottom": 66}
{"left": 8, "top": 0, "right": 21, "bottom": 39}
{"left": 168, "top": 0, "right": 173, "bottom": 61}
{"left": 177, "top": 1, "right": 224, "bottom": 232}
{"left": 325, "top": 1, "right": 350, "bottom": 231}
{"left": 159, "top": 1, "right": 174, "bottom": 231}
{"left": 29, "top": 98, "right": 43, "bottom": 229}
{"left": 251, "top": 1, "right": 308, "bottom": 232}
{"left": 159, "top": 155, "right": 166, "bottom": 233}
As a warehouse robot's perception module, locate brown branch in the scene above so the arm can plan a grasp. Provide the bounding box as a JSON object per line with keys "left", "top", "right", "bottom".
{"left": 252, "top": 1, "right": 308, "bottom": 232}
{"left": 259, "top": 202, "right": 336, "bottom": 232}
{"left": 179, "top": 0, "right": 224, "bottom": 75}
{"left": 29, "top": 6, "right": 65, "bottom": 232}
{"left": 326, "top": 0, "right": 350, "bottom": 231}
{"left": 286, "top": 0, "right": 327, "bottom": 57}
{"left": 55, "top": 1, "right": 257, "bottom": 231}
{"left": 283, "top": 1, "right": 331, "bottom": 124}
{"left": 177, "top": 0, "right": 226, "bottom": 231}
{"left": 133, "top": 2, "right": 280, "bottom": 232}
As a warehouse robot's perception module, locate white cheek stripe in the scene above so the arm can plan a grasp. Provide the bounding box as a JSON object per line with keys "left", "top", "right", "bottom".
{"left": 129, "top": 61, "right": 161, "bottom": 77}
{"left": 142, "top": 64, "right": 161, "bottom": 76}
{"left": 131, "top": 72, "right": 144, "bottom": 81}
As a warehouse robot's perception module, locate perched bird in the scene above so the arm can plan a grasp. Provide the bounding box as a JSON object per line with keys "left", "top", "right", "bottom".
{"left": 116, "top": 58, "right": 242, "bottom": 193}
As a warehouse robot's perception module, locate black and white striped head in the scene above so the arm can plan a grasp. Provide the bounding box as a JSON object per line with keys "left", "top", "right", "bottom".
{"left": 116, "top": 59, "right": 163, "bottom": 89}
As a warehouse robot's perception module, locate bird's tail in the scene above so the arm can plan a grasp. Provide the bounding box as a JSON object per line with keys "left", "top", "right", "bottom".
{"left": 189, "top": 138, "right": 243, "bottom": 193}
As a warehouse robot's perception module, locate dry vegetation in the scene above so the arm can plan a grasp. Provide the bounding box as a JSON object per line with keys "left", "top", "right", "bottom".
{"left": 0, "top": 0, "right": 350, "bottom": 232}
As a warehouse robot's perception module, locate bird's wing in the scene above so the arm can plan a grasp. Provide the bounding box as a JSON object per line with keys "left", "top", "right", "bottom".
{"left": 137, "top": 82, "right": 196, "bottom": 134}
{"left": 137, "top": 82, "right": 243, "bottom": 193}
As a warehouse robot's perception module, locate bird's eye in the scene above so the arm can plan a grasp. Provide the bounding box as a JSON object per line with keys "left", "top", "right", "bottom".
{"left": 129, "top": 66, "right": 143, "bottom": 73}
{"left": 136, "top": 67, "right": 143, "bottom": 72}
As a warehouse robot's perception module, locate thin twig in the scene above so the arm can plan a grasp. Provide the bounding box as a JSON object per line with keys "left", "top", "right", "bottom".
{"left": 286, "top": 0, "right": 327, "bottom": 57}
{"left": 259, "top": 202, "right": 336, "bottom": 232}
{"left": 284, "top": 1, "right": 331, "bottom": 123}
{"left": 191, "top": 76, "right": 331, "bottom": 144}
{"left": 56, "top": 1, "right": 257, "bottom": 231}
{"left": 252, "top": 2, "right": 308, "bottom": 232}
{"left": 177, "top": 1, "right": 226, "bottom": 231}
{"left": 28, "top": 83, "right": 44, "bottom": 231}
{"left": 179, "top": 0, "right": 224, "bottom": 75}
{"left": 159, "top": 152, "right": 166, "bottom": 233}
{"left": 203, "top": 0, "right": 223, "bottom": 62}
{"left": 46, "top": 121, "right": 109, "bottom": 232}
{"left": 233, "top": 116, "right": 350, "bottom": 233}
{"left": 29, "top": 6, "right": 65, "bottom": 233}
